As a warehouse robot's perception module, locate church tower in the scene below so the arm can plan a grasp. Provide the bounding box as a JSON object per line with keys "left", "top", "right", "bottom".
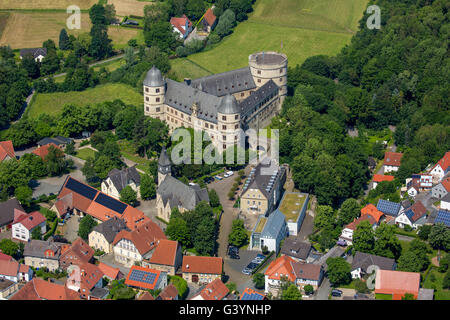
{"left": 158, "top": 147, "right": 171, "bottom": 186}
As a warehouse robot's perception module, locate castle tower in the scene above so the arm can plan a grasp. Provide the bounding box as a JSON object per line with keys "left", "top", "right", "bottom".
{"left": 143, "top": 65, "right": 165, "bottom": 119}
{"left": 217, "top": 94, "right": 241, "bottom": 153}
{"left": 158, "top": 147, "right": 171, "bottom": 186}
{"left": 248, "top": 51, "right": 288, "bottom": 108}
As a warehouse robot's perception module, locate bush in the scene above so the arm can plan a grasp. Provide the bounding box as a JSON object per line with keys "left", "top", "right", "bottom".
{"left": 354, "top": 279, "right": 369, "bottom": 293}
{"left": 252, "top": 273, "right": 265, "bottom": 290}
{"left": 304, "top": 284, "right": 314, "bottom": 295}
{"left": 403, "top": 224, "right": 413, "bottom": 232}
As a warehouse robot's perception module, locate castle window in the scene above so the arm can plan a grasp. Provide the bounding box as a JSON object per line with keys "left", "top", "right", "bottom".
{"left": 257, "top": 70, "right": 261, "bottom": 75}
{"left": 223, "top": 135, "right": 226, "bottom": 141}
{"left": 146, "top": 107, "right": 149, "bottom": 112}
{"left": 156, "top": 88, "right": 160, "bottom": 93}
{"left": 145, "top": 88, "right": 149, "bottom": 93}
{"left": 181, "top": 113, "right": 184, "bottom": 119}
{"left": 223, "top": 144, "right": 227, "bottom": 150}
{"left": 280, "top": 68, "right": 283, "bottom": 73}
{"left": 222, "top": 116, "right": 226, "bottom": 121}
{"left": 156, "top": 97, "right": 160, "bottom": 102}
{"left": 257, "top": 79, "right": 261, "bottom": 83}
{"left": 222, "top": 125, "right": 226, "bottom": 130}
{"left": 235, "top": 115, "right": 239, "bottom": 120}
{"left": 241, "top": 92, "right": 244, "bottom": 97}
{"left": 146, "top": 97, "right": 149, "bottom": 101}
{"left": 156, "top": 107, "right": 160, "bottom": 112}
{"left": 279, "top": 78, "right": 282, "bottom": 82}
{"left": 235, "top": 124, "right": 239, "bottom": 129}
{"left": 205, "top": 123, "right": 209, "bottom": 128}
{"left": 175, "top": 111, "right": 178, "bottom": 115}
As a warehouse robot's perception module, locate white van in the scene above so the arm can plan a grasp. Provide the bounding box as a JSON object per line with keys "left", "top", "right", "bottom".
{"left": 224, "top": 171, "right": 234, "bottom": 178}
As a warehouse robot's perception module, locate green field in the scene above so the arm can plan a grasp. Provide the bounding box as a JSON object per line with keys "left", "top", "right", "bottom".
{"left": 75, "top": 148, "right": 97, "bottom": 161}
{"left": 168, "top": 58, "right": 213, "bottom": 82}
{"left": 422, "top": 267, "right": 450, "bottom": 300}
{"left": 27, "top": 83, "right": 143, "bottom": 118}
{"left": 172, "top": 0, "right": 369, "bottom": 75}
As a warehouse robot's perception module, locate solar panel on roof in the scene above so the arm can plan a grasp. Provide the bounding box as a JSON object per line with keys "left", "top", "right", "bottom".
{"left": 95, "top": 193, "right": 127, "bottom": 214}
{"left": 435, "top": 210, "right": 450, "bottom": 227}
{"left": 65, "top": 178, "right": 98, "bottom": 200}
{"left": 129, "top": 269, "right": 157, "bottom": 285}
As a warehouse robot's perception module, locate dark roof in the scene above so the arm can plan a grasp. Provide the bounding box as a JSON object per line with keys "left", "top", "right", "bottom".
{"left": 158, "top": 147, "right": 171, "bottom": 167}
{"left": 404, "top": 201, "right": 427, "bottom": 223}
{"left": 143, "top": 66, "right": 164, "bottom": 87}
{"left": 0, "top": 278, "right": 16, "bottom": 291}
{"left": 280, "top": 237, "right": 312, "bottom": 260}
{"left": 0, "top": 198, "right": 24, "bottom": 227}
{"left": 37, "top": 136, "right": 72, "bottom": 146}
{"left": 351, "top": 251, "right": 396, "bottom": 273}
{"left": 249, "top": 52, "right": 287, "bottom": 65}
{"left": 218, "top": 94, "right": 239, "bottom": 114}
{"left": 434, "top": 209, "right": 450, "bottom": 227}
{"left": 291, "top": 262, "right": 322, "bottom": 281}
{"left": 239, "top": 80, "right": 279, "bottom": 119}
{"left": 20, "top": 48, "right": 47, "bottom": 59}
{"left": 441, "top": 193, "right": 450, "bottom": 203}
{"left": 260, "top": 209, "right": 286, "bottom": 239}
{"left": 368, "top": 157, "right": 377, "bottom": 167}
{"left": 157, "top": 176, "right": 209, "bottom": 211}
{"left": 401, "top": 199, "right": 412, "bottom": 210}
{"left": 376, "top": 199, "right": 401, "bottom": 217}
{"left": 23, "top": 240, "right": 64, "bottom": 260}
{"left": 242, "top": 158, "right": 285, "bottom": 199}
{"left": 106, "top": 166, "right": 141, "bottom": 194}
{"left": 92, "top": 217, "right": 130, "bottom": 243}
{"left": 191, "top": 67, "right": 256, "bottom": 97}
{"left": 90, "top": 287, "right": 109, "bottom": 299}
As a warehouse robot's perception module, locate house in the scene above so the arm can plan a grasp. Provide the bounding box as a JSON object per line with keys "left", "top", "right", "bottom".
{"left": 408, "top": 174, "right": 433, "bottom": 191}
{"left": 125, "top": 265, "right": 167, "bottom": 291}
{"left": 11, "top": 209, "right": 46, "bottom": 242}
{"left": 101, "top": 166, "right": 141, "bottom": 200}
{"left": 10, "top": 278, "right": 81, "bottom": 300}
{"left": 240, "top": 287, "right": 266, "bottom": 300}
{"left": 156, "top": 148, "right": 209, "bottom": 221}
{"left": 66, "top": 262, "right": 104, "bottom": 299}
{"left": 0, "top": 279, "right": 19, "bottom": 299}
{"left": 0, "top": 253, "right": 13, "bottom": 262}
{"left": 249, "top": 208, "right": 287, "bottom": 253}
{"left": 0, "top": 198, "right": 24, "bottom": 233}
{"left": 88, "top": 217, "right": 129, "bottom": 254}
{"left": 53, "top": 176, "right": 151, "bottom": 230}
{"left": 97, "top": 262, "right": 124, "bottom": 281}
{"left": 23, "top": 239, "right": 64, "bottom": 272}
{"left": 32, "top": 143, "right": 64, "bottom": 160}
{"left": 0, "top": 140, "right": 16, "bottom": 162}
{"left": 428, "top": 151, "right": 450, "bottom": 182}
{"left": 264, "top": 255, "right": 323, "bottom": 296}
{"left": 440, "top": 193, "right": 450, "bottom": 211}
{"left": 280, "top": 237, "right": 312, "bottom": 262}
{"left": 201, "top": 8, "right": 217, "bottom": 33}
{"left": 372, "top": 174, "right": 394, "bottom": 189}
{"left": 89, "top": 287, "right": 109, "bottom": 300}
{"left": 431, "top": 176, "right": 450, "bottom": 199}
{"left": 59, "top": 238, "right": 95, "bottom": 270}
{"left": 156, "top": 283, "right": 179, "bottom": 300}
{"left": 37, "top": 136, "right": 72, "bottom": 148}
{"left": 278, "top": 192, "right": 309, "bottom": 236}
{"left": 339, "top": 204, "right": 384, "bottom": 246}
{"left": 351, "top": 252, "right": 396, "bottom": 279}
{"left": 395, "top": 200, "right": 428, "bottom": 229}
{"left": 142, "top": 239, "right": 182, "bottom": 276}
{"left": 112, "top": 220, "right": 166, "bottom": 267}
{"left": 191, "top": 278, "right": 229, "bottom": 300}
{"left": 170, "top": 15, "right": 192, "bottom": 39}
{"left": 368, "top": 156, "right": 377, "bottom": 171}
{"left": 181, "top": 256, "right": 223, "bottom": 285}
{"left": 0, "top": 259, "right": 33, "bottom": 282}
{"left": 19, "top": 48, "right": 47, "bottom": 62}
{"left": 240, "top": 158, "right": 287, "bottom": 216}
{"left": 433, "top": 209, "right": 450, "bottom": 227}
{"left": 376, "top": 199, "right": 402, "bottom": 217}
{"left": 383, "top": 152, "right": 403, "bottom": 173}
{"left": 138, "top": 291, "right": 155, "bottom": 300}
{"left": 375, "top": 270, "right": 420, "bottom": 300}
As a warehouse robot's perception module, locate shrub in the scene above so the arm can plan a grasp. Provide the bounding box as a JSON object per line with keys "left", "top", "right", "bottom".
{"left": 403, "top": 224, "right": 413, "bottom": 232}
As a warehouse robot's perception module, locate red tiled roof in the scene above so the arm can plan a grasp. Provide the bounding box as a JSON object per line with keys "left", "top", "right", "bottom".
{"left": 409, "top": 201, "right": 427, "bottom": 222}
{"left": 372, "top": 174, "right": 395, "bottom": 183}
{"left": 361, "top": 204, "right": 384, "bottom": 223}
{"left": 158, "top": 283, "right": 178, "bottom": 300}
{"left": 60, "top": 237, "right": 94, "bottom": 266}
{"left": 0, "top": 252, "right": 13, "bottom": 261}
{"left": 182, "top": 256, "right": 223, "bottom": 275}
{"left": 442, "top": 177, "right": 450, "bottom": 192}
{"left": 383, "top": 152, "right": 403, "bottom": 167}
{"left": 12, "top": 209, "right": 46, "bottom": 231}
{"left": 0, "top": 140, "right": 15, "bottom": 161}
{"left": 264, "top": 255, "right": 296, "bottom": 282}
{"left": 67, "top": 262, "right": 104, "bottom": 292}
{"left": 431, "top": 151, "right": 450, "bottom": 173}
{"left": 0, "top": 259, "right": 19, "bottom": 276}
{"left": 112, "top": 220, "right": 166, "bottom": 255}
{"left": 240, "top": 287, "right": 266, "bottom": 300}
{"left": 148, "top": 240, "right": 179, "bottom": 266}
{"left": 11, "top": 278, "right": 81, "bottom": 300}
{"left": 203, "top": 8, "right": 216, "bottom": 26}
{"left": 375, "top": 270, "right": 420, "bottom": 300}
{"left": 97, "top": 262, "right": 121, "bottom": 280}
{"left": 125, "top": 266, "right": 163, "bottom": 290}
{"left": 170, "top": 15, "right": 192, "bottom": 35}
{"left": 197, "top": 278, "right": 229, "bottom": 300}
{"left": 138, "top": 291, "right": 155, "bottom": 300}
{"left": 32, "top": 143, "right": 63, "bottom": 160}
{"left": 345, "top": 214, "right": 377, "bottom": 231}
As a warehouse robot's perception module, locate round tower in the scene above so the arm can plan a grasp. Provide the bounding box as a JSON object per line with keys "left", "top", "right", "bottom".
{"left": 217, "top": 94, "right": 241, "bottom": 153}
{"left": 248, "top": 51, "right": 288, "bottom": 107}
{"left": 143, "top": 65, "right": 165, "bottom": 119}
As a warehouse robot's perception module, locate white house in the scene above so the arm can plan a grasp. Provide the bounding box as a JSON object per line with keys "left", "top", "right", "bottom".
{"left": 351, "top": 252, "right": 396, "bottom": 279}
{"left": 383, "top": 152, "right": 403, "bottom": 173}
{"left": 101, "top": 166, "right": 141, "bottom": 200}
{"left": 0, "top": 260, "right": 33, "bottom": 283}
{"left": 428, "top": 151, "right": 450, "bottom": 182}
{"left": 170, "top": 15, "right": 193, "bottom": 39}
{"left": 19, "top": 48, "right": 47, "bottom": 62}
{"left": 11, "top": 209, "right": 46, "bottom": 242}
{"left": 441, "top": 193, "right": 450, "bottom": 211}
{"left": 407, "top": 185, "right": 419, "bottom": 198}
{"left": 395, "top": 201, "right": 428, "bottom": 229}
{"left": 431, "top": 177, "right": 450, "bottom": 199}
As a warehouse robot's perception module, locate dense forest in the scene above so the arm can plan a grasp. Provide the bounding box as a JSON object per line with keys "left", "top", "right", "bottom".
{"left": 273, "top": 0, "right": 449, "bottom": 208}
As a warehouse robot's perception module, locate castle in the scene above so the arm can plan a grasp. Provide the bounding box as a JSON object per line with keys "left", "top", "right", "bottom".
{"left": 143, "top": 51, "right": 288, "bottom": 151}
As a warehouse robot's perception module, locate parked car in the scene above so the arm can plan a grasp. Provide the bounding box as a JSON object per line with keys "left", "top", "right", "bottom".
{"left": 247, "top": 262, "right": 259, "bottom": 270}
{"left": 215, "top": 175, "right": 223, "bottom": 180}
{"left": 204, "top": 177, "right": 214, "bottom": 184}
{"left": 256, "top": 254, "right": 265, "bottom": 260}
{"left": 331, "top": 289, "right": 343, "bottom": 297}
{"left": 188, "top": 182, "right": 197, "bottom": 186}
{"left": 242, "top": 268, "right": 252, "bottom": 275}
{"left": 230, "top": 253, "right": 240, "bottom": 259}
{"left": 228, "top": 246, "right": 239, "bottom": 254}
{"left": 223, "top": 171, "right": 234, "bottom": 178}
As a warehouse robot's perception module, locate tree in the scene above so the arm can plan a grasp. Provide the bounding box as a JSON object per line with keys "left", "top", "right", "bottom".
{"left": 78, "top": 215, "right": 97, "bottom": 240}
{"left": 0, "top": 239, "right": 19, "bottom": 257}
{"left": 373, "top": 223, "right": 402, "bottom": 260}
{"left": 186, "top": 0, "right": 205, "bottom": 20}
{"left": 418, "top": 225, "right": 432, "bottom": 240}
{"left": 443, "top": 270, "right": 450, "bottom": 290}
{"left": 326, "top": 257, "right": 351, "bottom": 287}
{"left": 104, "top": 4, "right": 117, "bottom": 24}
{"left": 59, "top": 29, "right": 71, "bottom": 50}
{"left": 140, "top": 174, "right": 156, "bottom": 200}
{"left": 337, "top": 198, "right": 360, "bottom": 226}
{"left": 21, "top": 54, "right": 40, "bottom": 79}
{"left": 401, "top": 293, "right": 416, "bottom": 300}
{"left": 31, "top": 227, "right": 42, "bottom": 240}
{"left": 107, "top": 279, "right": 136, "bottom": 300}
{"left": 429, "top": 223, "right": 450, "bottom": 251}
{"left": 252, "top": 273, "right": 265, "bottom": 290}
{"left": 192, "top": 217, "right": 216, "bottom": 256}
{"left": 65, "top": 142, "right": 76, "bottom": 155}
{"left": 169, "top": 275, "right": 188, "bottom": 299}
{"left": 89, "top": 24, "right": 113, "bottom": 60}
{"left": 228, "top": 219, "right": 248, "bottom": 247}
{"left": 281, "top": 284, "right": 302, "bottom": 300}
{"left": 314, "top": 205, "right": 336, "bottom": 230}
{"left": 166, "top": 217, "right": 191, "bottom": 247}
{"left": 120, "top": 185, "right": 137, "bottom": 206}
{"left": 45, "top": 145, "right": 68, "bottom": 176}
{"left": 352, "top": 220, "right": 375, "bottom": 254}
{"left": 14, "top": 185, "right": 33, "bottom": 207}
{"left": 208, "top": 189, "right": 220, "bottom": 208}
{"left": 398, "top": 239, "right": 431, "bottom": 272}
{"left": 215, "top": 9, "right": 236, "bottom": 38}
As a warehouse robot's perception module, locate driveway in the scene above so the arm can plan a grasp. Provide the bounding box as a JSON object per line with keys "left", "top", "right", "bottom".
{"left": 97, "top": 253, "right": 131, "bottom": 277}
{"left": 61, "top": 215, "right": 80, "bottom": 243}
{"left": 135, "top": 199, "right": 166, "bottom": 231}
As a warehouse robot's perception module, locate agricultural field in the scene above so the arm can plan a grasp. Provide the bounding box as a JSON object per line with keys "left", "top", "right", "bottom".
{"left": 26, "top": 83, "right": 143, "bottom": 118}
{"left": 108, "top": 0, "right": 150, "bottom": 17}
{"left": 0, "top": 12, "right": 9, "bottom": 39}
{"left": 0, "top": 0, "right": 97, "bottom": 10}
{"left": 173, "top": 0, "right": 369, "bottom": 75}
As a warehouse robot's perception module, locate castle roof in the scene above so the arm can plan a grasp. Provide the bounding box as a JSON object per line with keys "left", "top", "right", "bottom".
{"left": 218, "top": 94, "right": 239, "bottom": 114}
{"left": 144, "top": 65, "right": 164, "bottom": 87}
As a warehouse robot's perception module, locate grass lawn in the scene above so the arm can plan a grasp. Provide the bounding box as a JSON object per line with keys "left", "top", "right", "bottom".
{"left": 422, "top": 267, "right": 450, "bottom": 300}
{"left": 279, "top": 193, "right": 307, "bottom": 222}
{"left": 92, "top": 58, "right": 127, "bottom": 73}
{"left": 173, "top": 0, "right": 369, "bottom": 75}
{"left": 375, "top": 293, "right": 392, "bottom": 300}
{"left": 75, "top": 148, "right": 97, "bottom": 161}
{"left": 117, "top": 139, "right": 152, "bottom": 174}
{"left": 27, "top": 83, "right": 143, "bottom": 118}
{"left": 168, "top": 58, "right": 213, "bottom": 82}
